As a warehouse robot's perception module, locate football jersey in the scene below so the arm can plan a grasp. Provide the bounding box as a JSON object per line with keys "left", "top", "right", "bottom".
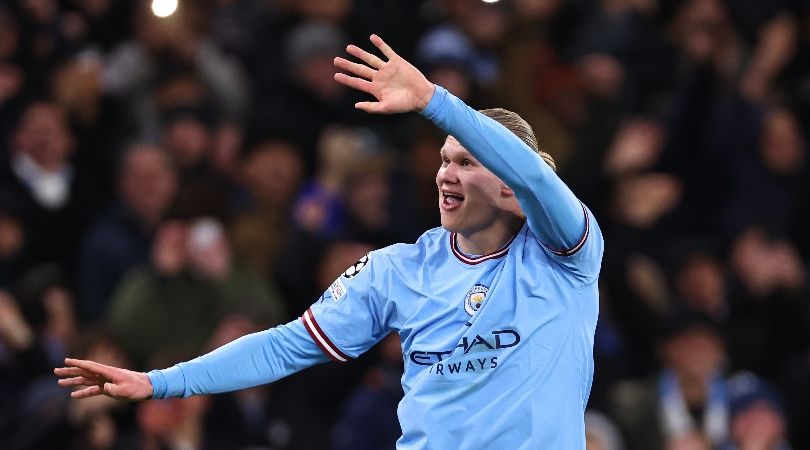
{"left": 148, "top": 85, "right": 603, "bottom": 450}
{"left": 302, "top": 86, "right": 603, "bottom": 449}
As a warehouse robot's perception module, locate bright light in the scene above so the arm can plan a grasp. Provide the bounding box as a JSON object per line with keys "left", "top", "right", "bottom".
{"left": 151, "top": 0, "right": 178, "bottom": 18}
{"left": 481, "top": 0, "right": 500, "bottom": 3}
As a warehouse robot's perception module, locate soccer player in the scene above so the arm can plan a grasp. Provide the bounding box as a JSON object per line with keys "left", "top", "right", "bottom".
{"left": 56, "top": 35, "right": 603, "bottom": 449}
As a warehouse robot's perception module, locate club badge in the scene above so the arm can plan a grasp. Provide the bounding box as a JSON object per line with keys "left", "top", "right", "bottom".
{"left": 464, "top": 284, "right": 489, "bottom": 316}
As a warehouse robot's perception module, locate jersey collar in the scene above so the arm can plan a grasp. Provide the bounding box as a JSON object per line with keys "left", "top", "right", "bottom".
{"left": 450, "top": 228, "right": 521, "bottom": 265}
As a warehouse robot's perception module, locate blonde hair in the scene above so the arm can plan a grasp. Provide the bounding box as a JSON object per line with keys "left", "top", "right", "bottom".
{"left": 478, "top": 108, "right": 557, "bottom": 172}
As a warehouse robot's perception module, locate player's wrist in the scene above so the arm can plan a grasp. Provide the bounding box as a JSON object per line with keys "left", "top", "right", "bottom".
{"left": 415, "top": 81, "right": 436, "bottom": 112}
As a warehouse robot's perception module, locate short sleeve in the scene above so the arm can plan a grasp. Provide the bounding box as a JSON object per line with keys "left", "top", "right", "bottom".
{"left": 301, "top": 252, "right": 391, "bottom": 362}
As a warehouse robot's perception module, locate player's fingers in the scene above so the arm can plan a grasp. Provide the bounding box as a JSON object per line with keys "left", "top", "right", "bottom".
{"left": 54, "top": 366, "right": 99, "bottom": 379}
{"left": 346, "top": 44, "right": 385, "bottom": 69}
{"left": 58, "top": 376, "right": 99, "bottom": 387}
{"left": 370, "top": 34, "right": 398, "bottom": 60}
{"left": 71, "top": 385, "right": 104, "bottom": 399}
{"left": 334, "top": 57, "right": 375, "bottom": 80}
{"left": 64, "top": 358, "right": 118, "bottom": 380}
{"left": 103, "top": 382, "right": 124, "bottom": 398}
{"left": 334, "top": 73, "right": 375, "bottom": 95}
{"left": 355, "top": 102, "right": 383, "bottom": 114}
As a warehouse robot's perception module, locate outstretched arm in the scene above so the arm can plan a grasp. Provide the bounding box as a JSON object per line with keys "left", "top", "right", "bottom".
{"left": 335, "top": 35, "right": 590, "bottom": 256}
{"left": 56, "top": 319, "right": 328, "bottom": 400}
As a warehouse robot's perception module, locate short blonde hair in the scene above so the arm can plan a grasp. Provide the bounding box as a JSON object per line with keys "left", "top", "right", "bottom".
{"left": 478, "top": 108, "right": 557, "bottom": 172}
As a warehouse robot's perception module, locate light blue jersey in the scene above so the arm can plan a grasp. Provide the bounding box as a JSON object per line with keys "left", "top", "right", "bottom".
{"left": 148, "top": 86, "right": 603, "bottom": 450}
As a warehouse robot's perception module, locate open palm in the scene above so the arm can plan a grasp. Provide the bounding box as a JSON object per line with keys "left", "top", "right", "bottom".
{"left": 55, "top": 358, "right": 153, "bottom": 401}
{"left": 334, "top": 34, "right": 435, "bottom": 114}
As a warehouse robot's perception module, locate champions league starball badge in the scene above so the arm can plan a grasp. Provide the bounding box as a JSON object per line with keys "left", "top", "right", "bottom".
{"left": 342, "top": 254, "right": 371, "bottom": 279}
{"left": 464, "top": 284, "right": 489, "bottom": 316}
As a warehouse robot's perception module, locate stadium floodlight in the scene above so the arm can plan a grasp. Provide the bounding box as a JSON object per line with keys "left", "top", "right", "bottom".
{"left": 151, "top": 0, "right": 178, "bottom": 18}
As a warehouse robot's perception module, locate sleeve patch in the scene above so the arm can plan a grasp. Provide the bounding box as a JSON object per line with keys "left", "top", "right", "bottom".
{"left": 342, "top": 253, "right": 371, "bottom": 279}
{"left": 328, "top": 278, "right": 347, "bottom": 301}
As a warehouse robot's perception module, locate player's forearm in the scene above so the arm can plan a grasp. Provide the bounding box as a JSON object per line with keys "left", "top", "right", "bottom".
{"left": 421, "top": 86, "right": 585, "bottom": 250}
{"left": 148, "top": 319, "right": 328, "bottom": 398}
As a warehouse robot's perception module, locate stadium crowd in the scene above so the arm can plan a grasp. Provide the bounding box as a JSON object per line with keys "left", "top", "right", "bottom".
{"left": 0, "top": 0, "right": 808, "bottom": 449}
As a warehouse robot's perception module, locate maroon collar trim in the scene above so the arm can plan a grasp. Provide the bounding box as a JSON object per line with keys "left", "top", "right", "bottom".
{"left": 450, "top": 229, "right": 520, "bottom": 265}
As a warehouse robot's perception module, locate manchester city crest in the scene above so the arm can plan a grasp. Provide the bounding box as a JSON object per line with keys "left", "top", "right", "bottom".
{"left": 464, "top": 284, "right": 489, "bottom": 316}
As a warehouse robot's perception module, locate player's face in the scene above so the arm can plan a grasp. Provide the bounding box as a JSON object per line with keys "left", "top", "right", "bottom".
{"left": 436, "top": 137, "right": 511, "bottom": 235}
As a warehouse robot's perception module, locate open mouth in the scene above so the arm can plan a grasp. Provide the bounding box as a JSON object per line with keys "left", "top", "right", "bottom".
{"left": 441, "top": 190, "right": 464, "bottom": 209}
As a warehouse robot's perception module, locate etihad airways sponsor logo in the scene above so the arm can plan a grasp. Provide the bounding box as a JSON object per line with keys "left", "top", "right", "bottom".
{"left": 409, "top": 328, "right": 520, "bottom": 368}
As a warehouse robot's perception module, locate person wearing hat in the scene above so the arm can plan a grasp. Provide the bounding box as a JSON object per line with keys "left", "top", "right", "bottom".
{"left": 720, "top": 372, "right": 792, "bottom": 450}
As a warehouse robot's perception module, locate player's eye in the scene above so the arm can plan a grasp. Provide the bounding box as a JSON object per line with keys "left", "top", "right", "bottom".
{"left": 461, "top": 159, "right": 472, "bottom": 167}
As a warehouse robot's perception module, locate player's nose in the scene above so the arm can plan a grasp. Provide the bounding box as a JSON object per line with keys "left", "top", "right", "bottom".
{"left": 436, "top": 163, "right": 459, "bottom": 185}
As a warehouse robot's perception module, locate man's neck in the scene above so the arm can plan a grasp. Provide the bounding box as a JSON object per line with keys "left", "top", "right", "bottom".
{"left": 455, "top": 215, "right": 525, "bottom": 255}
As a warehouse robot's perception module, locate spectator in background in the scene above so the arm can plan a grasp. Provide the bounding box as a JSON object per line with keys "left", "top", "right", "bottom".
{"left": 725, "top": 226, "right": 809, "bottom": 379}
{"left": 673, "top": 249, "right": 729, "bottom": 322}
{"left": 50, "top": 51, "right": 133, "bottom": 204}
{"left": 10, "top": 328, "right": 135, "bottom": 450}
{"left": 611, "top": 312, "right": 729, "bottom": 450}
{"left": 202, "top": 315, "right": 298, "bottom": 450}
{"left": 584, "top": 410, "right": 625, "bottom": 450}
{"left": 415, "top": 26, "right": 480, "bottom": 103}
{"left": 231, "top": 139, "right": 304, "bottom": 283}
{"left": 159, "top": 105, "right": 233, "bottom": 221}
{"left": 77, "top": 144, "right": 178, "bottom": 324}
{"left": 292, "top": 125, "right": 374, "bottom": 238}
{"left": 101, "top": 0, "right": 248, "bottom": 141}
{"left": 106, "top": 217, "right": 286, "bottom": 368}
{"left": 0, "top": 100, "right": 97, "bottom": 276}
{"left": 721, "top": 372, "right": 792, "bottom": 450}
{"left": 0, "top": 266, "right": 79, "bottom": 449}
{"left": 332, "top": 333, "right": 403, "bottom": 450}
{"left": 250, "top": 21, "right": 361, "bottom": 169}
{"left": 722, "top": 105, "right": 807, "bottom": 240}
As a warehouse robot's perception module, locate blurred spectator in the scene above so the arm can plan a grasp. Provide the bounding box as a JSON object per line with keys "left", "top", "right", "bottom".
{"left": 231, "top": 139, "right": 304, "bottom": 282}
{"left": 159, "top": 105, "right": 232, "bottom": 221}
{"left": 102, "top": 0, "right": 248, "bottom": 140}
{"left": 332, "top": 333, "right": 403, "bottom": 450}
{"left": 120, "top": 384, "right": 212, "bottom": 450}
{"left": 720, "top": 372, "right": 792, "bottom": 450}
{"left": 250, "top": 20, "right": 361, "bottom": 170}
{"left": 0, "top": 101, "right": 98, "bottom": 276}
{"left": 0, "top": 265, "right": 79, "bottom": 449}
{"left": 673, "top": 250, "right": 729, "bottom": 321}
{"left": 292, "top": 125, "right": 373, "bottom": 238}
{"left": 585, "top": 410, "right": 625, "bottom": 450}
{"left": 725, "top": 226, "right": 809, "bottom": 378}
{"left": 202, "top": 315, "right": 300, "bottom": 450}
{"left": 721, "top": 105, "right": 807, "bottom": 239}
{"left": 106, "top": 217, "right": 285, "bottom": 368}
{"left": 611, "top": 311, "right": 729, "bottom": 450}
{"left": 415, "top": 26, "right": 482, "bottom": 103}
{"left": 51, "top": 52, "right": 133, "bottom": 202}
{"left": 77, "top": 144, "right": 178, "bottom": 324}
{"left": 8, "top": 328, "right": 135, "bottom": 450}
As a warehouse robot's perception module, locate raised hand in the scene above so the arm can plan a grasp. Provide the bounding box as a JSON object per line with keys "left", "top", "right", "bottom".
{"left": 55, "top": 358, "right": 153, "bottom": 401}
{"left": 334, "top": 34, "right": 435, "bottom": 114}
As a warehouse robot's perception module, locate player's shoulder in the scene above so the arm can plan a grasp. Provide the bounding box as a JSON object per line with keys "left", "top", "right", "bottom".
{"left": 372, "top": 227, "right": 449, "bottom": 267}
